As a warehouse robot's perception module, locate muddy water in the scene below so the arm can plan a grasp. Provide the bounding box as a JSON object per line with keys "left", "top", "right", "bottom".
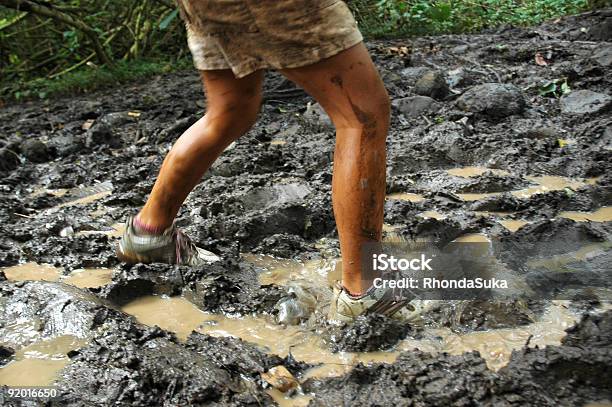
{"left": 0, "top": 335, "right": 87, "bottom": 386}
{"left": 62, "top": 268, "right": 115, "bottom": 288}
{"left": 119, "top": 255, "right": 586, "bottom": 392}
{"left": 423, "top": 301, "right": 577, "bottom": 371}
{"left": 2, "top": 263, "right": 114, "bottom": 288}
{"left": 121, "top": 296, "right": 208, "bottom": 341}
{"left": 526, "top": 241, "right": 612, "bottom": 270}
{"left": 559, "top": 206, "right": 612, "bottom": 222}
{"left": 386, "top": 192, "right": 425, "bottom": 202}
{"left": 498, "top": 220, "right": 529, "bottom": 232}
{"left": 455, "top": 174, "right": 597, "bottom": 201}
{"left": 2, "top": 262, "right": 62, "bottom": 282}
{"left": 446, "top": 167, "right": 509, "bottom": 177}
{"left": 77, "top": 222, "right": 125, "bottom": 238}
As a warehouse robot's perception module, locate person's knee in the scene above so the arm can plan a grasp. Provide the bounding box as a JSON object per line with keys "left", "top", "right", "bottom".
{"left": 209, "top": 93, "right": 261, "bottom": 137}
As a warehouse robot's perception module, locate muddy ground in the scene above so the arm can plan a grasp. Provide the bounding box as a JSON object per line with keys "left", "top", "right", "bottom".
{"left": 1, "top": 8, "right": 611, "bottom": 407}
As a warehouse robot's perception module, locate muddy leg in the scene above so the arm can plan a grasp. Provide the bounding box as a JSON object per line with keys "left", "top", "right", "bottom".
{"left": 281, "top": 43, "right": 390, "bottom": 295}
{"left": 138, "top": 69, "right": 264, "bottom": 229}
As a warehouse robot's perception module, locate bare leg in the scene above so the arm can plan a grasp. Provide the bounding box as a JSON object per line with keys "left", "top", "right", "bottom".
{"left": 138, "top": 69, "right": 264, "bottom": 229}
{"left": 281, "top": 43, "right": 390, "bottom": 295}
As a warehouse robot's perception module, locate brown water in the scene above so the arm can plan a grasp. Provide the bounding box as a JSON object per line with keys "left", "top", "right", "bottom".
{"left": 3, "top": 262, "right": 62, "bottom": 282}
{"left": 2, "top": 263, "right": 114, "bottom": 288}
{"left": 62, "top": 268, "right": 115, "bottom": 288}
{"left": 77, "top": 222, "right": 125, "bottom": 238}
{"left": 119, "top": 253, "right": 587, "bottom": 390}
{"left": 56, "top": 190, "right": 112, "bottom": 209}
{"left": 0, "top": 335, "right": 87, "bottom": 386}
{"left": 386, "top": 192, "right": 426, "bottom": 202}
{"left": 498, "top": 220, "right": 529, "bottom": 232}
{"left": 447, "top": 167, "right": 509, "bottom": 177}
{"left": 559, "top": 206, "right": 612, "bottom": 222}
{"left": 457, "top": 174, "right": 597, "bottom": 201}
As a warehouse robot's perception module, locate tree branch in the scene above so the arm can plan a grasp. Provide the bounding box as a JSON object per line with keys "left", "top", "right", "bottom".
{"left": 0, "top": 0, "right": 114, "bottom": 66}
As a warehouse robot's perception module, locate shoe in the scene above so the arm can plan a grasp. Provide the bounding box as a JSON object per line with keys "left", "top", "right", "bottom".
{"left": 116, "top": 216, "right": 219, "bottom": 266}
{"left": 328, "top": 282, "right": 409, "bottom": 323}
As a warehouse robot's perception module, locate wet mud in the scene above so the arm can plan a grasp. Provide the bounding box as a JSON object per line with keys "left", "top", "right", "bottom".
{"left": 1, "top": 9, "right": 612, "bottom": 406}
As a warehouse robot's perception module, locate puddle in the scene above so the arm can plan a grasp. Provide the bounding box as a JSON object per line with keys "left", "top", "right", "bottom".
{"left": 2, "top": 263, "right": 114, "bottom": 288}
{"left": 56, "top": 190, "right": 111, "bottom": 208}
{"left": 559, "top": 206, "right": 612, "bottom": 222}
{"left": 458, "top": 176, "right": 597, "bottom": 201}
{"left": 245, "top": 254, "right": 336, "bottom": 288}
{"left": 0, "top": 335, "right": 87, "bottom": 387}
{"left": 452, "top": 233, "right": 491, "bottom": 243}
{"left": 446, "top": 167, "right": 509, "bottom": 177}
{"left": 498, "top": 220, "right": 529, "bottom": 232}
{"left": 267, "top": 389, "right": 313, "bottom": 407}
{"left": 458, "top": 192, "right": 502, "bottom": 201}
{"left": 61, "top": 268, "right": 114, "bottom": 288}
{"left": 526, "top": 241, "right": 612, "bottom": 270}
{"left": 76, "top": 223, "right": 125, "bottom": 238}
{"left": 386, "top": 192, "right": 425, "bottom": 202}
{"left": 2, "top": 262, "right": 62, "bottom": 282}
{"left": 423, "top": 301, "right": 577, "bottom": 371}
{"left": 121, "top": 295, "right": 208, "bottom": 341}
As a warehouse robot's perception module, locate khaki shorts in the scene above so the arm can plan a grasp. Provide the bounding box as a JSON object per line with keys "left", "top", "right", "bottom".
{"left": 177, "top": 0, "right": 363, "bottom": 78}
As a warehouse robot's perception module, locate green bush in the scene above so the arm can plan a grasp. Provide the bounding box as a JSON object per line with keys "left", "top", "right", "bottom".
{"left": 369, "top": 0, "right": 590, "bottom": 36}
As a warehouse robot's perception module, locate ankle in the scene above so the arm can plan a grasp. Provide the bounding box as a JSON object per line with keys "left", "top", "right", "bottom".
{"left": 342, "top": 283, "right": 373, "bottom": 299}
{"left": 133, "top": 214, "right": 168, "bottom": 235}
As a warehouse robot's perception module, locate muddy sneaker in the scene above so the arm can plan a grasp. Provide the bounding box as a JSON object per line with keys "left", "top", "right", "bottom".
{"left": 328, "top": 282, "right": 409, "bottom": 323}
{"left": 116, "top": 216, "right": 219, "bottom": 266}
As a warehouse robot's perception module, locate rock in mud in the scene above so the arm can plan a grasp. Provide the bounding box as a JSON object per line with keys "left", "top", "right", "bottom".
{"left": 456, "top": 83, "right": 526, "bottom": 118}
{"left": 0, "top": 281, "right": 115, "bottom": 349}
{"left": 393, "top": 96, "right": 440, "bottom": 118}
{"left": 0, "top": 345, "right": 15, "bottom": 366}
{"left": 413, "top": 70, "right": 450, "bottom": 100}
{"left": 591, "top": 45, "right": 612, "bottom": 67}
{"left": 0, "top": 146, "right": 21, "bottom": 172}
{"left": 20, "top": 138, "right": 51, "bottom": 163}
{"left": 326, "top": 314, "right": 414, "bottom": 352}
{"left": 253, "top": 233, "right": 314, "bottom": 258}
{"left": 85, "top": 122, "right": 120, "bottom": 148}
{"left": 560, "top": 90, "right": 611, "bottom": 115}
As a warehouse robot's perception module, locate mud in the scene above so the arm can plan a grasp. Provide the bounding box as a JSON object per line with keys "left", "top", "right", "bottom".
{"left": 1, "top": 8, "right": 611, "bottom": 406}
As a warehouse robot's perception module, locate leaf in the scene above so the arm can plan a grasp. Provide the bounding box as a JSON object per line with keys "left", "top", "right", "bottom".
{"left": 535, "top": 52, "right": 548, "bottom": 66}
{"left": 560, "top": 80, "right": 571, "bottom": 95}
{"left": 159, "top": 9, "right": 179, "bottom": 30}
{"left": 539, "top": 82, "right": 556, "bottom": 96}
{"left": 557, "top": 139, "right": 567, "bottom": 148}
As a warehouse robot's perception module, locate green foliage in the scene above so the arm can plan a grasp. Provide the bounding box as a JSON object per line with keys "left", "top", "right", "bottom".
{"left": 539, "top": 77, "right": 571, "bottom": 98}
{"left": 359, "top": 0, "right": 590, "bottom": 37}
{"left": 7, "top": 58, "right": 191, "bottom": 101}
{"left": 0, "top": 0, "right": 599, "bottom": 101}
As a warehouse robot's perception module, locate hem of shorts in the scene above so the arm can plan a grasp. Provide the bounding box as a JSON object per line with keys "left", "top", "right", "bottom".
{"left": 195, "top": 30, "right": 363, "bottom": 79}
{"left": 272, "top": 30, "right": 363, "bottom": 72}
{"left": 193, "top": 59, "right": 231, "bottom": 72}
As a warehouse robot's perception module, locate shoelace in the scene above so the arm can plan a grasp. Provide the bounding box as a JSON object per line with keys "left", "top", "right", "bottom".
{"left": 172, "top": 228, "right": 198, "bottom": 265}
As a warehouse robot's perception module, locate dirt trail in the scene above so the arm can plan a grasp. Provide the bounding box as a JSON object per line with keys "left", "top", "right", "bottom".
{"left": 1, "top": 8, "right": 611, "bottom": 406}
